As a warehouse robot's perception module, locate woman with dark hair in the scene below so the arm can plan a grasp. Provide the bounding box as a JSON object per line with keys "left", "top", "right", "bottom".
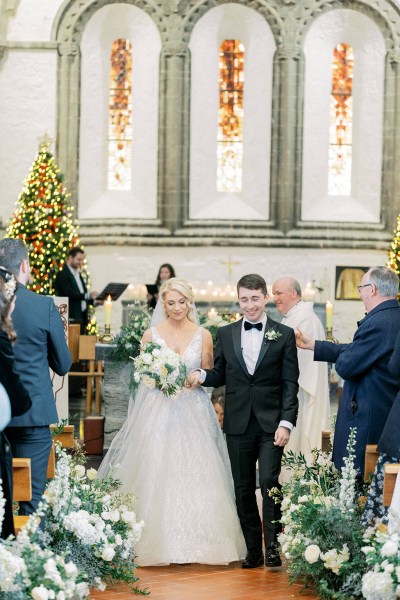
{"left": 147, "top": 263, "right": 176, "bottom": 309}
{"left": 0, "top": 266, "right": 31, "bottom": 538}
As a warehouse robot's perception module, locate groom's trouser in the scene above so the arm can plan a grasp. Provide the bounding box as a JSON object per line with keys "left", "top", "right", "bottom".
{"left": 226, "top": 409, "right": 284, "bottom": 553}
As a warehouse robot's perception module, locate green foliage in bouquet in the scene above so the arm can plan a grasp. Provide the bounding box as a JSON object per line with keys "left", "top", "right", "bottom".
{"left": 26, "top": 446, "right": 147, "bottom": 595}
{"left": 111, "top": 303, "right": 152, "bottom": 361}
{"left": 272, "top": 430, "right": 368, "bottom": 599}
{"left": 199, "top": 313, "right": 231, "bottom": 347}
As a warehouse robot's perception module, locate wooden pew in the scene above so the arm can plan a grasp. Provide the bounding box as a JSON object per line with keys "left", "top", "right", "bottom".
{"left": 69, "top": 336, "right": 103, "bottom": 415}
{"left": 12, "top": 458, "right": 32, "bottom": 534}
{"left": 364, "top": 445, "right": 379, "bottom": 482}
{"left": 383, "top": 464, "right": 400, "bottom": 506}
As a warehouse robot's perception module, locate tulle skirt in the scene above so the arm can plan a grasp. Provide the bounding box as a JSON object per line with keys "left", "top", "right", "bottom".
{"left": 98, "top": 384, "right": 247, "bottom": 566}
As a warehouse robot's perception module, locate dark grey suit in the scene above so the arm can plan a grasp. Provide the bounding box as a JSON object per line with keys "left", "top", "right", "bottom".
{"left": 204, "top": 317, "right": 299, "bottom": 551}
{"left": 5, "top": 284, "right": 71, "bottom": 514}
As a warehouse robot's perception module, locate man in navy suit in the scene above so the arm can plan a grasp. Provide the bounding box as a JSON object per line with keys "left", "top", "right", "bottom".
{"left": 296, "top": 266, "right": 400, "bottom": 475}
{"left": 0, "top": 238, "right": 71, "bottom": 515}
{"left": 190, "top": 274, "right": 299, "bottom": 569}
{"left": 54, "top": 247, "right": 100, "bottom": 332}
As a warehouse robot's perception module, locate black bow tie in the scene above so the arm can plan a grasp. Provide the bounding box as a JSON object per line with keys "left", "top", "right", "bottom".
{"left": 244, "top": 321, "right": 263, "bottom": 331}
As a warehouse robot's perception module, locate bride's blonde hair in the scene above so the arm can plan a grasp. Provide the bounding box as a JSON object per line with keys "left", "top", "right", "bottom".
{"left": 159, "top": 278, "right": 196, "bottom": 323}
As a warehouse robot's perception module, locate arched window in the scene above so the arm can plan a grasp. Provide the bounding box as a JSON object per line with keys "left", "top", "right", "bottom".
{"left": 217, "top": 40, "right": 245, "bottom": 193}
{"left": 328, "top": 43, "right": 354, "bottom": 196}
{"left": 108, "top": 38, "right": 133, "bottom": 191}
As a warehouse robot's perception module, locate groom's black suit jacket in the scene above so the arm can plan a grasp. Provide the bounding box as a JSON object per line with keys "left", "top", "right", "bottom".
{"left": 204, "top": 317, "right": 299, "bottom": 435}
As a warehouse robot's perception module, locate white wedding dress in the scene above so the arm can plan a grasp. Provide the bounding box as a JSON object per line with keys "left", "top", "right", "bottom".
{"left": 98, "top": 326, "right": 246, "bottom": 566}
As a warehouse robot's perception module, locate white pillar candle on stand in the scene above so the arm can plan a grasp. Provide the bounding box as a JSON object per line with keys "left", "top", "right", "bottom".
{"left": 104, "top": 295, "right": 112, "bottom": 327}
{"left": 326, "top": 301, "right": 333, "bottom": 329}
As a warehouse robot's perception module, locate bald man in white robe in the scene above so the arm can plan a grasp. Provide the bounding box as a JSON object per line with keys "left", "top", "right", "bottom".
{"left": 272, "top": 278, "right": 330, "bottom": 477}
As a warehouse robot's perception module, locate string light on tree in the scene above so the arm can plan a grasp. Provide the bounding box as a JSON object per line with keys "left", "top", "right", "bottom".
{"left": 388, "top": 214, "right": 400, "bottom": 298}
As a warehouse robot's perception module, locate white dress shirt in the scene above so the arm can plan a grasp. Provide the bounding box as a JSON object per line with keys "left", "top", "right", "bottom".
{"left": 67, "top": 265, "right": 87, "bottom": 312}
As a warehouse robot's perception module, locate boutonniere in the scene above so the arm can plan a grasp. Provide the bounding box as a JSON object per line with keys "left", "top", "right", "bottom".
{"left": 264, "top": 328, "right": 282, "bottom": 342}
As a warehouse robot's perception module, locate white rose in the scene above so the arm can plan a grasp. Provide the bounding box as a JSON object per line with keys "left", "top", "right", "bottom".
{"left": 56, "top": 592, "right": 66, "bottom": 600}
{"left": 31, "top": 586, "right": 50, "bottom": 600}
{"left": 304, "top": 544, "right": 320, "bottom": 564}
{"left": 361, "top": 546, "right": 375, "bottom": 555}
{"left": 101, "top": 547, "right": 116, "bottom": 562}
{"left": 109, "top": 509, "right": 120, "bottom": 522}
{"left": 152, "top": 348, "right": 161, "bottom": 357}
{"left": 141, "top": 353, "right": 153, "bottom": 365}
{"left": 298, "top": 495, "right": 308, "bottom": 503}
{"left": 381, "top": 540, "right": 398, "bottom": 557}
{"left": 86, "top": 468, "right": 97, "bottom": 481}
{"left": 102, "top": 495, "right": 111, "bottom": 504}
{"left": 115, "top": 534, "right": 123, "bottom": 545}
{"left": 74, "top": 464, "right": 86, "bottom": 478}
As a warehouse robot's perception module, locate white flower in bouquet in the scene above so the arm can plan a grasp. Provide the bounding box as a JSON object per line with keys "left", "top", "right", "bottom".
{"left": 86, "top": 468, "right": 97, "bottom": 481}
{"left": 320, "top": 544, "right": 350, "bottom": 574}
{"left": 304, "top": 544, "right": 321, "bottom": 564}
{"left": 362, "top": 570, "right": 397, "bottom": 600}
{"left": 381, "top": 537, "right": 399, "bottom": 557}
{"left": 133, "top": 340, "right": 187, "bottom": 397}
{"left": 74, "top": 464, "right": 86, "bottom": 479}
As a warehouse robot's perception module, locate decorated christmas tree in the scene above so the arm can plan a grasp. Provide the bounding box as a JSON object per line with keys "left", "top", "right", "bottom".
{"left": 388, "top": 214, "right": 400, "bottom": 279}
{"left": 6, "top": 137, "right": 80, "bottom": 295}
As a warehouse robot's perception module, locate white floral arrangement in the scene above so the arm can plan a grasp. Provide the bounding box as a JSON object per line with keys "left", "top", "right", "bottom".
{"left": 272, "top": 429, "right": 368, "bottom": 599}
{"left": 132, "top": 339, "right": 187, "bottom": 397}
{"left": 264, "top": 328, "right": 282, "bottom": 342}
{"left": 0, "top": 477, "right": 88, "bottom": 599}
{"left": 361, "top": 508, "right": 400, "bottom": 599}
{"left": 25, "top": 445, "right": 145, "bottom": 593}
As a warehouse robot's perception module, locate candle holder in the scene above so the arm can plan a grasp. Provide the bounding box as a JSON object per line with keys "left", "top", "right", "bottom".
{"left": 326, "top": 327, "right": 338, "bottom": 344}
{"left": 99, "top": 325, "right": 113, "bottom": 344}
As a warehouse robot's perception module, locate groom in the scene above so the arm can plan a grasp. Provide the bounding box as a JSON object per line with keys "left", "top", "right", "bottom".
{"left": 191, "top": 274, "right": 299, "bottom": 568}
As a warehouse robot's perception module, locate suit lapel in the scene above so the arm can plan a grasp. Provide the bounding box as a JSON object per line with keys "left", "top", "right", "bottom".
{"left": 232, "top": 319, "right": 249, "bottom": 376}
{"left": 253, "top": 317, "right": 280, "bottom": 373}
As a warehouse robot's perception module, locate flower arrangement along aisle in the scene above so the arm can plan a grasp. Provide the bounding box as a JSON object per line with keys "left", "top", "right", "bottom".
{"left": 0, "top": 479, "right": 89, "bottom": 599}
{"left": 112, "top": 303, "right": 152, "bottom": 362}
{"left": 272, "top": 429, "right": 368, "bottom": 599}
{"left": 132, "top": 339, "right": 187, "bottom": 397}
{"left": 361, "top": 508, "right": 400, "bottom": 599}
{"left": 24, "top": 445, "right": 146, "bottom": 595}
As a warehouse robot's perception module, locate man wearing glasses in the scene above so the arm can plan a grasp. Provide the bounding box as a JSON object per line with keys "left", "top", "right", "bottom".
{"left": 296, "top": 266, "right": 400, "bottom": 475}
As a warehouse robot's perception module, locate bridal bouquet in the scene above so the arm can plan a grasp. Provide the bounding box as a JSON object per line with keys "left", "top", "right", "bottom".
{"left": 132, "top": 340, "right": 187, "bottom": 397}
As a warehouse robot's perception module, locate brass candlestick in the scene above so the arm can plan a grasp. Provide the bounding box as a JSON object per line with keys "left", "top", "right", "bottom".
{"left": 99, "top": 325, "right": 113, "bottom": 344}
{"left": 326, "top": 327, "right": 338, "bottom": 344}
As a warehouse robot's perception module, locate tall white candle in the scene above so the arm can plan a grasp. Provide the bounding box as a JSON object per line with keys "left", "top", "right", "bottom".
{"left": 104, "top": 295, "right": 112, "bottom": 327}
{"left": 326, "top": 301, "right": 333, "bottom": 329}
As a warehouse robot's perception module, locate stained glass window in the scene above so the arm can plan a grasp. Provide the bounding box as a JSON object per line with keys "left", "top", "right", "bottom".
{"left": 217, "top": 40, "right": 245, "bottom": 193}
{"left": 328, "top": 43, "right": 354, "bottom": 196}
{"left": 108, "top": 38, "right": 132, "bottom": 191}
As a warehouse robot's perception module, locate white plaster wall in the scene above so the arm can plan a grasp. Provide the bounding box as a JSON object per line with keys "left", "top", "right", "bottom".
{"left": 302, "top": 9, "right": 385, "bottom": 223}
{"left": 0, "top": 50, "right": 57, "bottom": 225}
{"left": 189, "top": 4, "right": 275, "bottom": 220}
{"left": 86, "top": 245, "right": 384, "bottom": 344}
{"left": 79, "top": 4, "right": 161, "bottom": 219}
{"left": 6, "top": 0, "right": 62, "bottom": 41}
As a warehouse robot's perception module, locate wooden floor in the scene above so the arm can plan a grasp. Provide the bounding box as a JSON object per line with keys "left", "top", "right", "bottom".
{"left": 91, "top": 563, "right": 318, "bottom": 599}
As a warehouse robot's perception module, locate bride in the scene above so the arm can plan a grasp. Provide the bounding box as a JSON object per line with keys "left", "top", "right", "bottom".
{"left": 98, "top": 278, "right": 246, "bottom": 566}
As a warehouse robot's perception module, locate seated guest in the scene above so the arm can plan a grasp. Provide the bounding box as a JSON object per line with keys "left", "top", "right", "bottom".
{"left": 0, "top": 266, "right": 31, "bottom": 539}
{"left": 363, "top": 329, "right": 400, "bottom": 523}
{"left": 211, "top": 386, "right": 225, "bottom": 428}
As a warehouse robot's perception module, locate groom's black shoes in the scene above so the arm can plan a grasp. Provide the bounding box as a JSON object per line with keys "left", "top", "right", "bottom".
{"left": 265, "top": 542, "right": 282, "bottom": 568}
{"left": 241, "top": 550, "right": 264, "bottom": 569}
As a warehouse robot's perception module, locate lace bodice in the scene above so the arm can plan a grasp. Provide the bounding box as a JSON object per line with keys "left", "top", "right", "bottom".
{"left": 151, "top": 326, "right": 202, "bottom": 372}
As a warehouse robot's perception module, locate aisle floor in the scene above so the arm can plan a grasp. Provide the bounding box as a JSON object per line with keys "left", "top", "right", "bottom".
{"left": 90, "top": 563, "right": 318, "bottom": 600}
